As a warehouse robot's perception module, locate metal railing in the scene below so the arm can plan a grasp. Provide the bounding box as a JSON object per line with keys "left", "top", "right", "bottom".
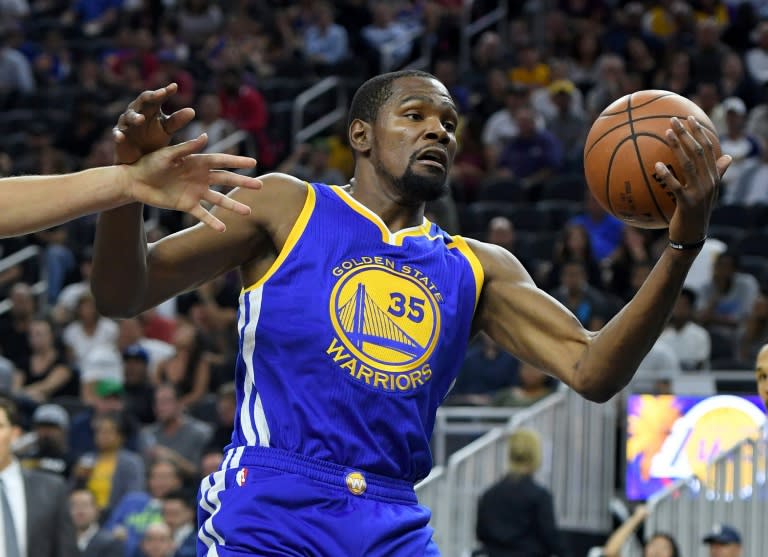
{"left": 431, "top": 406, "right": 522, "bottom": 466}
{"left": 458, "top": 0, "right": 510, "bottom": 75}
{"left": 0, "top": 246, "right": 46, "bottom": 315}
{"left": 641, "top": 434, "right": 768, "bottom": 557}
{"left": 418, "top": 387, "right": 616, "bottom": 557}
{"left": 291, "top": 77, "right": 348, "bottom": 149}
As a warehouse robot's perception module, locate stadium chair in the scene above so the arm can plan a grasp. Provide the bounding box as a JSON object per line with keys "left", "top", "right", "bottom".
{"left": 734, "top": 231, "right": 768, "bottom": 257}
{"left": 709, "top": 205, "right": 753, "bottom": 230}
{"left": 476, "top": 176, "right": 528, "bottom": 203}
{"left": 539, "top": 172, "right": 587, "bottom": 203}
{"left": 461, "top": 201, "right": 523, "bottom": 238}
{"left": 738, "top": 255, "right": 768, "bottom": 283}
{"left": 535, "top": 200, "right": 582, "bottom": 229}
{"left": 707, "top": 225, "right": 746, "bottom": 248}
{"left": 708, "top": 329, "right": 736, "bottom": 361}
{"left": 506, "top": 205, "right": 553, "bottom": 232}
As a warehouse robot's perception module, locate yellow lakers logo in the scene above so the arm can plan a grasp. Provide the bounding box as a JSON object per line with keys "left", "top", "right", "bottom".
{"left": 327, "top": 258, "right": 442, "bottom": 392}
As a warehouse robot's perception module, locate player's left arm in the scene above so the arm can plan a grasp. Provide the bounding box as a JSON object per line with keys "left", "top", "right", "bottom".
{"left": 471, "top": 116, "right": 732, "bottom": 403}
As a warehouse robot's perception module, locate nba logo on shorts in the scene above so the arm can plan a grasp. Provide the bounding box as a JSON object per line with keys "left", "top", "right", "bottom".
{"left": 345, "top": 471, "right": 366, "bottom": 495}
{"left": 236, "top": 467, "right": 248, "bottom": 487}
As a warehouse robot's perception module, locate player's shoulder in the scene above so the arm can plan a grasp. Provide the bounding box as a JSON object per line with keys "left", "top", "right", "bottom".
{"left": 461, "top": 237, "right": 529, "bottom": 281}
{"left": 241, "top": 172, "right": 310, "bottom": 221}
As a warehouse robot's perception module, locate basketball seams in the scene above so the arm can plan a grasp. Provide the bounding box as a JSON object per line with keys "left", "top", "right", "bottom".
{"left": 625, "top": 93, "right": 669, "bottom": 224}
{"left": 604, "top": 136, "right": 636, "bottom": 218}
{"left": 585, "top": 114, "right": 716, "bottom": 159}
{"left": 597, "top": 91, "right": 678, "bottom": 117}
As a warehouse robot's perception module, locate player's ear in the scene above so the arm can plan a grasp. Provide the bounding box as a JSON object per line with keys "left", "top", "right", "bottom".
{"left": 349, "top": 119, "right": 372, "bottom": 155}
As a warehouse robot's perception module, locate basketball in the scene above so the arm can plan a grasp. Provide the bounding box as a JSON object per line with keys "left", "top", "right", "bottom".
{"left": 583, "top": 90, "right": 721, "bottom": 229}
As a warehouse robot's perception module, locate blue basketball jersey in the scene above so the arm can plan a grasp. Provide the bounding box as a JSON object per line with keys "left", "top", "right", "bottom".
{"left": 230, "top": 182, "right": 483, "bottom": 482}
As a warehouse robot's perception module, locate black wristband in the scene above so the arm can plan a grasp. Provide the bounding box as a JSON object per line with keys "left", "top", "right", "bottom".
{"left": 669, "top": 236, "right": 707, "bottom": 251}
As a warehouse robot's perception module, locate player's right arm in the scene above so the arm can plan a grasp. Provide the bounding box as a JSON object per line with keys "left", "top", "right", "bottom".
{"left": 92, "top": 173, "right": 307, "bottom": 318}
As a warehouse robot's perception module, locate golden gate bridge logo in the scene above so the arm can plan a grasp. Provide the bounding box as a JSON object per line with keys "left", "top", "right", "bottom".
{"left": 329, "top": 264, "right": 440, "bottom": 372}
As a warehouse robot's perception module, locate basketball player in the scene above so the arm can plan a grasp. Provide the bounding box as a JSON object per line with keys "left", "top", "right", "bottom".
{"left": 91, "top": 71, "right": 730, "bottom": 556}
{"left": 0, "top": 85, "right": 260, "bottom": 238}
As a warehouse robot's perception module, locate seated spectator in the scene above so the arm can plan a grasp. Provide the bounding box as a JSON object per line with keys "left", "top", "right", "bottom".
{"left": 361, "top": 1, "right": 416, "bottom": 72}
{"left": 740, "top": 291, "right": 768, "bottom": 363}
{"left": 726, "top": 137, "right": 768, "bottom": 205}
{"left": 105, "top": 458, "right": 183, "bottom": 557}
{"left": 205, "top": 382, "right": 236, "bottom": 453}
{"left": 139, "top": 383, "right": 212, "bottom": 480}
{"left": 449, "top": 115, "right": 486, "bottom": 203}
{"left": 482, "top": 84, "right": 545, "bottom": 171}
{"left": 63, "top": 292, "right": 119, "bottom": 373}
{"left": 542, "top": 79, "right": 588, "bottom": 167}
{"left": 0, "top": 23, "right": 35, "bottom": 95}
{"left": 495, "top": 106, "right": 563, "bottom": 191}
{"left": 433, "top": 57, "right": 470, "bottom": 114}
{"left": 277, "top": 140, "right": 347, "bottom": 186}
{"left": 72, "top": 411, "right": 145, "bottom": 516}
{"left": 138, "top": 522, "right": 175, "bottom": 557}
{"left": 79, "top": 344, "right": 125, "bottom": 406}
{"left": 302, "top": 1, "right": 350, "bottom": 72}
{"left": 16, "top": 317, "right": 78, "bottom": 402}
{"left": 178, "top": 92, "right": 236, "bottom": 150}
{"left": 122, "top": 344, "right": 156, "bottom": 425}
{"left": 154, "top": 322, "right": 212, "bottom": 410}
{"left": 60, "top": 0, "right": 123, "bottom": 37}
{"left": 696, "top": 250, "right": 760, "bottom": 336}
{"left": 0, "top": 282, "right": 35, "bottom": 368}
{"left": 476, "top": 429, "right": 567, "bottom": 557}
{"left": 543, "top": 223, "right": 603, "bottom": 291}
{"left": 69, "top": 379, "right": 137, "bottom": 458}
{"left": 702, "top": 524, "right": 742, "bottom": 557}
{"left": 445, "top": 333, "right": 519, "bottom": 406}
{"left": 492, "top": 362, "right": 558, "bottom": 407}
{"left": 485, "top": 216, "right": 532, "bottom": 272}
{"left": 745, "top": 20, "right": 768, "bottom": 86}
{"left": 658, "top": 288, "right": 712, "bottom": 370}
{"left": 551, "top": 259, "right": 611, "bottom": 330}
{"left": 596, "top": 503, "right": 680, "bottom": 557}
{"left": 70, "top": 488, "right": 124, "bottom": 557}
{"left": 17, "top": 402, "right": 73, "bottom": 478}
{"left": 117, "top": 318, "right": 176, "bottom": 378}
{"left": 53, "top": 247, "right": 93, "bottom": 326}
{"left": 162, "top": 490, "right": 197, "bottom": 557}
{"left": 631, "top": 340, "right": 682, "bottom": 394}
{"left": 508, "top": 43, "right": 550, "bottom": 88}
{"left": 569, "top": 191, "right": 625, "bottom": 264}
{"left": 719, "top": 97, "right": 762, "bottom": 201}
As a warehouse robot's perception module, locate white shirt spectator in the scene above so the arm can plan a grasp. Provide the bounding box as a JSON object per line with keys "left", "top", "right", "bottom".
{"left": 79, "top": 345, "right": 124, "bottom": 385}
{"left": 631, "top": 340, "right": 682, "bottom": 392}
{"left": 481, "top": 108, "right": 545, "bottom": 147}
{"left": 0, "top": 46, "right": 35, "bottom": 93}
{"left": 63, "top": 317, "right": 119, "bottom": 370}
{"left": 659, "top": 323, "right": 712, "bottom": 370}
{"left": 684, "top": 238, "right": 727, "bottom": 297}
{"left": 304, "top": 23, "right": 349, "bottom": 65}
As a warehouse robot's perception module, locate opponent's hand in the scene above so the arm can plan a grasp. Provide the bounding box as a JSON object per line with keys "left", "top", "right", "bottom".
{"left": 123, "top": 134, "right": 262, "bottom": 232}
{"left": 655, "top": 116, "right": 732, "bottom": 245}
{"left": 113, "top": 83, "right": 196, "bottom": 164}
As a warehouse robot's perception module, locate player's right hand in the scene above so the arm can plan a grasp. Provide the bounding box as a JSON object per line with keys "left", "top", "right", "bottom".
{"left": 112, "top": 83, "right": 196, "bottom": 164}
{"left": 124, "top": 133, "right": 262, "bottom": 232}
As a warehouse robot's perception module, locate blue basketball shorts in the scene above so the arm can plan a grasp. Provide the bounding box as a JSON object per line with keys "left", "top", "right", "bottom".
{"left": 196, "top": 446, "right": 441, "bottom": 556}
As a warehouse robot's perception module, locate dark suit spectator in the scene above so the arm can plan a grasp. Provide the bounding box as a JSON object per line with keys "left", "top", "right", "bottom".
{"left": 476, "top": 428, "right": 567, "bottom": 557}
{"left": 0, "top": 396, "right": 78, "bottom": 557}
{"left": 70, "top": 489, "right": 123, "bottom": 557}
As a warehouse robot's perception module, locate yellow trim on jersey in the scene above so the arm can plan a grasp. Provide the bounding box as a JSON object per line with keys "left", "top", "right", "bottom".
{"left": 447, "top": 235, "right": 485, "bottom": 310}
{"left": 330, "top": 186, "right": 432, "bottom": 246}
{"left": 242, "top": 183, "right": 316, "bottom": 292}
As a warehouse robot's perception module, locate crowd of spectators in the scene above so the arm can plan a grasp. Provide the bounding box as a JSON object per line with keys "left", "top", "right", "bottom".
{"left": 1, "top": 1, "right": 768, "bottom": 555}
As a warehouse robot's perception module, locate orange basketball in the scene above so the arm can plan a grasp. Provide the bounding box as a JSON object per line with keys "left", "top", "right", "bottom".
{"left": 583, "top": 90, "right": 721, "bottom": 229}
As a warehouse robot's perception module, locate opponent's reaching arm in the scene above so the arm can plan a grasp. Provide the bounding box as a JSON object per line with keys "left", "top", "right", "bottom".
{"left": 0, "top": 134, "right": 259, "bottom": 238}
{"left": 474, "top": 116, "right": 731, "bottom": 402}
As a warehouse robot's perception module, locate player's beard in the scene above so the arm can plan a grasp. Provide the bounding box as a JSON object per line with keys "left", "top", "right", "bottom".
{"left": 376, "top": 152, "right": 449, "bottom": 206}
